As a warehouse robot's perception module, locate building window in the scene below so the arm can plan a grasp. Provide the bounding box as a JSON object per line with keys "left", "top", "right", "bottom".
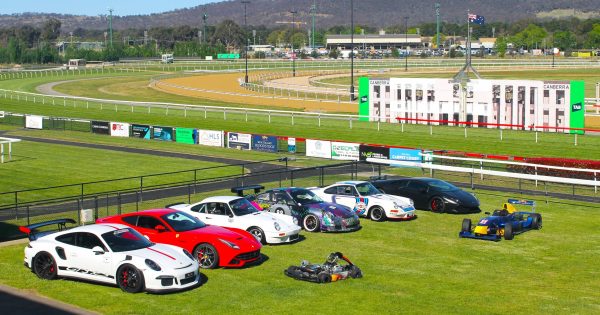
{"left": 397, "top": 88, "right": 402, "bottom": 100}
{"left": 427, "top": 90, "right": 435, "bottom": 102}
{"left": 405, "top": 89, "right": 412, "bottom": 101}
{"left": 556, "top": 90, "right": 565, "bottom": 104}
{"left": 374, "top": 86, "right": 380, "bottom": 98}
{"left": 416, "top": 89, "right": 423, "bottom": 101}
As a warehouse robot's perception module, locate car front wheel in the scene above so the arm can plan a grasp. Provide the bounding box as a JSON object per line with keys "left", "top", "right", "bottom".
{"left": 303, "top": 214, "right": 320, "bottom": 232}
{"left": 430, "top": 197, "right": 445, "bottom": 213}
{"left": 247, "top": 226, "right": 266, "bottom": 244}
{"left": 194, "top": 243, "right": 220, "bottom": 269}
{"left": 116, "top": 264, "right": 145, "bottom": 293}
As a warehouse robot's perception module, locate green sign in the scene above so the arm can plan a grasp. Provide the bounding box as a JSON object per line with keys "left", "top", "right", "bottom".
{"left": 358, "top": 77, "right": 369, "bottom": 121}
{"left": 217, "top": 54, "right": 240, "bottom": 59}
{"left": 176, "top": 128, "right": 197, "bottom": 144}
{"left": 569, "top": 80, "right": 585, "bottom": 135}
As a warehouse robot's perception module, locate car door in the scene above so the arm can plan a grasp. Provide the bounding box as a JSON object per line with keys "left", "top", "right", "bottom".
{"left": 66, "top": 232, "right": 113, "bottom": 283}
{"left": 202, "top": 202, "right": 232, "bottom": 227}
{"left": 133, "top": 215, "right": 174, "bottom": 245}
{"left": 405, "top": 180, "right": 429, "bottom": 209}
{"left": 328, "top": 185, "right": 360, "bottom": 211}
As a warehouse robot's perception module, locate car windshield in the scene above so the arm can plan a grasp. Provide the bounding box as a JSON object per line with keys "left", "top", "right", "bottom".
{"left": 102, "top": 228, "right": 153, "bottom": 252}
{"left": 289, "top": 189, "right": 323, "bottom": 204}
{"left": 427, "top": 180, "right": 458, "bottom": 192}
{"left": 355, "top": 182, "right": 381, "bottom": 196}
{"left": 161, "top": 212, "right": 206, "bottom": 232}
{"left": 229, "top": 198, "right": 260, "bottom": 216}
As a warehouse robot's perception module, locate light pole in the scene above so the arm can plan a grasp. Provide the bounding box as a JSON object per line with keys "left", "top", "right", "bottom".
{"left": 242, "top": 0, "right": 250, "bottom": 84}
{"left": 291, "top": 10, "right": 297, "bottom": 77}
{"left": 108, "top": 8, "right": 114, "bottom": 49}
{"left": 404, "top": 16, "right": 409, "bottom": 72}
{"left": 350, "top": 0, "right": 355, "bottom": 101}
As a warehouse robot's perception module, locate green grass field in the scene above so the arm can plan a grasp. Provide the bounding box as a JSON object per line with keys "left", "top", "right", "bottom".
{"left": 0, "top": 191, "right": 598, "bottom": 314}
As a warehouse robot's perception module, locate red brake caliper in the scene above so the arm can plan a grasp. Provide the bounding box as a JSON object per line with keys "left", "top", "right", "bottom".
{"left": 122, "top": 270, "right": 128, "bottom": 286}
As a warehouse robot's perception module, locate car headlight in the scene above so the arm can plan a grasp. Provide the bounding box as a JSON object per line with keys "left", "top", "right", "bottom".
{"left": 145, "top": 259, "right": 161, "bottom": 271}
{"left": 292, "top": 217, "right": 299, "bottom": 226}
{"left": 182, "top": 249, "right": 195, "bottom": 261}
{"left": 443, "top": 197, "right": 458, "bottom": 204}
{"left": 274, "top": 222, "right": 281, "bottom": 231}
{"left": 219, "top": 239, "right": 240, "bottom": 250}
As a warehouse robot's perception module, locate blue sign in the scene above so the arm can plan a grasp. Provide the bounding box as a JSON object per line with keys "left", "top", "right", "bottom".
{"left": 252, "top": 134, "right": 278, "bottom": 153}
{"left": 152, "top": 126, "right": 173, "bottom": 141}
{"left": 390, "top": 148, "right": 422, "bottom": 162}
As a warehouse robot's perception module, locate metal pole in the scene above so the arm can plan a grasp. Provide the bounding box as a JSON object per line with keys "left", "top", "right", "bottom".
{"left": 404, "top": 16, "right": 409, "bottom": 71}
{"left": 350, "top": 0, "right": 355, "bottom": 100}
{"left": 243, "top": 1, "right": 250, "bottom": 84}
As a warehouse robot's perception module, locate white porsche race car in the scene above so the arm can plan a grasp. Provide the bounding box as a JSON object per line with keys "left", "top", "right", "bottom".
{"left": 168, "top": 196, "right": 301, "bottom": 244}
{"left": 20, "top": 219, "right": 200, "bottom": 293}
{"left": 311, "top": 181, "right": 416, "bottom": 221}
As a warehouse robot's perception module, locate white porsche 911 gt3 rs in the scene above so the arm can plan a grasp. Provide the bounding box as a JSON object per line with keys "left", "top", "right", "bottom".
{"left": 21, "top": 219, "right": 200, "bottom": 293}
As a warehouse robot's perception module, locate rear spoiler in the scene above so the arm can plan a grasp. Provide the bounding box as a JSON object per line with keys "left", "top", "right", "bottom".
{"left": 507, "top": 199, "right": 536, "bottom": 212}
{"left": 19, "top": 218, "right": 76, "bottom": 241}
{"left": 165, "top": 202, "right": 187, "bottom": 208}
{"left": 230, "top": 185, "right": 265, "bottom": 197}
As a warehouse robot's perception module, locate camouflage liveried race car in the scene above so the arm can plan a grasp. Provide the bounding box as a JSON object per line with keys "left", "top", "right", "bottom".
{"left": 284, "top": 252, "right": 362, "bottom": 283}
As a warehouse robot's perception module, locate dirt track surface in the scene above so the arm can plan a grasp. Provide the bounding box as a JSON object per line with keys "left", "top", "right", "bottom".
{"left": 152, "top": 72, "right": 356, "bottom": 113}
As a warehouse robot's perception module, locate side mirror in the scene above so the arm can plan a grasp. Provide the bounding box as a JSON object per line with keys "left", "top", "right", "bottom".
{"left": 155, "top": 225, "right": 166, "bottom": 232}
{"left": 92, "top": 246, "right": 105, "bottom": 255}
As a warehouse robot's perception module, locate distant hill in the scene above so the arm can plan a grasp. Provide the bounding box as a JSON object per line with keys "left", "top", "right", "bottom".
{"left": 1, "top": 0, "right": 599, "bottom": 31}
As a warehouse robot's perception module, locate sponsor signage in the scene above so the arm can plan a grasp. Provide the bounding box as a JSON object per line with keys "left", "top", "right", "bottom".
{"left": 359, "top": 144, "right": 389, "bottom": 161}
{"left": 131, "top": 124, "right": 151, "bottom": 139}
{"left": 25, "top": 115, "right": 43, "bottom": 129}
{"left": 390, "top": 148, "right": 422, "bottom": 162}
{"left": 176, "top": 128, "right": 197, "bottom": 144}
{"left": 0, "top": 111, "right": 4, "bottom": 118}
{"left": 252, "top": 134, "right": 278, "bottom": 153}
{"left": 543, "top": 81, "right": 570, "bottom": 90}
{"left": 306, "top": 139, "right": 332, "bottom": 159}
{"left": 198, "top": 129, "right": 224, "bottom": 147}
{"left": 572, "top": 102, "right": 582, "bottom": 112}
{"left": 228, "top": 132, "right": 252, "bottom": 150}
{"left": 288, "top": 138, "right": 296, "bottom": 153}
{"left": 331, "top": 142, "right": 360, "bottom": 161}
{"left": 110, "top": 122, "right": 130, "bottom": 137}
{"left": 91, "top": 120, "right": 110, "bottom": 135}
{"left": 217, "top": 53, "right": 240, "bottom": 59}
{"left": 152, "top": 126, "right": 174, "bottom": 141}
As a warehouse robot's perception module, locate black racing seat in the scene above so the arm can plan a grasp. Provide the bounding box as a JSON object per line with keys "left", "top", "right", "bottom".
{"left": 492, "top": 209, "right": 509, "bottom": 216}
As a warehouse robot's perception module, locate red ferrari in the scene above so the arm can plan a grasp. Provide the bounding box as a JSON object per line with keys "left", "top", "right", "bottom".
{"left": 97, "top": 209, "right": 262, "bottom": 269}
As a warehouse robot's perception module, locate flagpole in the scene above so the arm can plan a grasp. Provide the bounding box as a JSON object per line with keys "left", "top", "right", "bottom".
{"left": 467, "top": 9, "right": 470, "bottom": 77}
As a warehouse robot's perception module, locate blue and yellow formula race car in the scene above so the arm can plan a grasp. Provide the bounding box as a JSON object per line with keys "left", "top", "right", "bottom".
{"left": 459, "top": 199, "right": 542, "bottom": 241}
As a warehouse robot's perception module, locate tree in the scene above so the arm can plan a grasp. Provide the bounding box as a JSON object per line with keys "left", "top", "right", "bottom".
{"left": 495, "top": 36, "right": 508, "bottom": 57}
{"left": 511, "top": 24, "right": 547, "bottom": 51}
{"left": 212, "top": 20, "right": 244, "bottom": 51}
{"left": 40, "top": 18, "right": 61, "bottom": 41}
{"left": 553, "top": 31, "right": 576, "bottom": 51}
{"left": 431, "top": 33, "right": 446, "bottom": 49}
{"left": 584, "top": 24, "right": 600, "bottom": 49}
{"left": 290, "top": 32, "right": 306, "bottom": 49}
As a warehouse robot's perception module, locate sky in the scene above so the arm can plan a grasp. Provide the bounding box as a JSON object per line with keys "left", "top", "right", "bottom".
{"left": 2, "top": 0, "right": 221, "bottom": 16}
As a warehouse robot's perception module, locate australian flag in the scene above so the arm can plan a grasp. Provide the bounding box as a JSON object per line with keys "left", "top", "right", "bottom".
{"left": 468, "top": 13, "right": 485, "bottom": 25}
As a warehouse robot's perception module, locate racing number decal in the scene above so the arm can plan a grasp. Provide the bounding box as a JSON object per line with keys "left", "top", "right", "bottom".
{"left": 354, "top": 197, "right": 368, "bottom": 215}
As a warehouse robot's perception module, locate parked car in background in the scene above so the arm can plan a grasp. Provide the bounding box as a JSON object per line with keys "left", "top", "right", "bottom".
{"left": 256, "top": 187, "right": 360, "bottom": 232}
{"left": 97, "top": 209, "right": 262, "bottom": 269}
{"left": 311, "top": 181, "right": 415, "bottom": 222}
{"left": 370, "top": 177, "right": 480, "bottom": 214}
{"left": 20, "top": 219, "right": 199, "bottom": 293}
{"left": 169, "top": 196, "right": 301, "bottom": 244}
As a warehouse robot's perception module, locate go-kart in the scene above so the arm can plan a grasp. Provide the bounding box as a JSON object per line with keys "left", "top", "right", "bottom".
{"left": 284, "top": 252, "right": 362, "bottom": 283}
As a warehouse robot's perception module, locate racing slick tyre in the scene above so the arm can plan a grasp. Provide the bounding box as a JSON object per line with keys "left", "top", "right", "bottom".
{"left": 369, "top": 206, "right": 387, "bottom": 222}
{"left": 116, "top": 264, "right": 145, "bottom": 293}
{"left": 247, "top": 226, "right": 266, "bottom": 244}
{"left": 317, "top": 272, "right": 332, "bottom": 283}
{"left": 531, "top": 213, "right": 542, "bottom": 230}
{"left": 194, "top": 243, "right": 220, "bottom": 269}
{"left": 33, "top": 252, "right": 58, "bottom": 280}
{"left": 504, "top": 223, "right": 514, "bottom": 240}
{"left": 348, "top": 265, "right": 363, "bottom": 279}
{"left": 430, "top": 196, "right": 445, "bottom": 213}
{"left": 303, "top": 214, "right": 321, "bottom": 232}
{"left": 461, "top": 219, "right": 472, "bottom": 232}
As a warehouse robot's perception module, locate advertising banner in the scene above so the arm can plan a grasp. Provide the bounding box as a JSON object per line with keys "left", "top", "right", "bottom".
{"left": 288, "top": 138, "right": 296, "bottom": 153}
{"left": 110, "top": 122, "right": 130, "bottom": 137}
{"left": 252, "top": 134, "right": 278, "bottom": 153}
{"left": 198, "top": 129, "right": 224, "bottom": 147}
{"left": 390, "top": 148, "right": 422, "bottom": 162}
{"left": 359, "top": 144, "right": 389, "bottom": 161}
{"left": 306, "top": 139, "right": 332, "bottom": 159}
{"left": 331, "top": 142, "right": 360, "bottom": 161}
{"left": 131, "top": 124, "right": 151, "bottom": 139}
{"left": 152, "top": 126, "right": 174, "bottom": 141}
{"left": 25, "top": 115, "right": 43, "bottom": 129}
{"left": 176, "top": 128, "right": 197, "bottom": 144}
{"left": 0, "top": 111, "right": 4, "bottom": 118}
{"left": 227, "top": 132, "right": 252, "bottom": 150}
{"left": 91, "top": 120, "right": 110, "bottom": 135}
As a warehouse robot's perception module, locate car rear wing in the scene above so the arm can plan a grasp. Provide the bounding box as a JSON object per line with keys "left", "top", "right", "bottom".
{"left": 506, "top": 199, "right": 536, "bottom": 212}
{"left": 230, "top": 185, "right": 265, "bottom": 197}
{"left": 165, "top": 202, "right": 187, "bottom": 208}
{"left": 19, "top": 218, "right": 76, "bottom": 241}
